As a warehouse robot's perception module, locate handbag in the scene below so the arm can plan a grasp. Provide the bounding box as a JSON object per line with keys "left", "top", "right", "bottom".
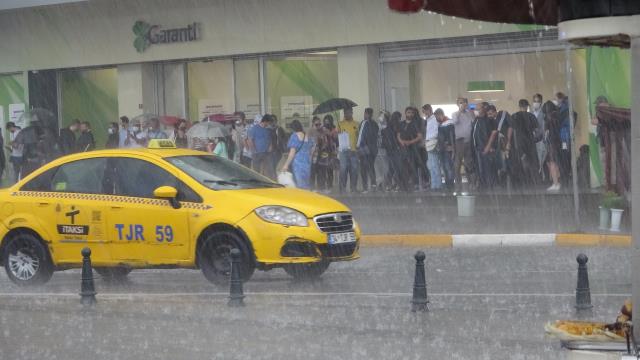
{"left": 277, "top": 171, "right": 296, "bottom": 188}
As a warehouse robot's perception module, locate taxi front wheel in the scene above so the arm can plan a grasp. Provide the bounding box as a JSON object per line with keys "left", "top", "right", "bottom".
{"left": 197, "top": 230, "right": 255, "bottom": 286}
{"left": 3, "top": 232, "right": 53, "bottom": 286}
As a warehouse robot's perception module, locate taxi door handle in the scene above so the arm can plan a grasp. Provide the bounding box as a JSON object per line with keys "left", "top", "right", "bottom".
{"left": 37, "top": 202, "right": 50, "bottom": 207}
{"left": 110, "top": 206, "right": 123, "bottom": 210}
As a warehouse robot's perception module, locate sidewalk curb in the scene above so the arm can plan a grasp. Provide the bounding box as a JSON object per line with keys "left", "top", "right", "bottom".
{"left": 360, "top": 233, "right": 631, "bottom": 247}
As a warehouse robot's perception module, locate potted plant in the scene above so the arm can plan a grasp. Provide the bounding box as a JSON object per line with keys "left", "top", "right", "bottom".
{"left": 602, "top": 191, "right": 626, "bottom": 232}
{"left": 598, "top": 191, "right": 614, "bottom": 230}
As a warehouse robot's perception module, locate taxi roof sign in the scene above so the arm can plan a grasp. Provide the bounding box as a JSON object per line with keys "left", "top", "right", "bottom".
{"left": 148, "top": 139, "right": 177, "bottom": 149}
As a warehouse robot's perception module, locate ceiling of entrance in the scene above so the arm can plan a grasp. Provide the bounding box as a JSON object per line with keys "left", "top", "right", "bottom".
{"left": 0, "top": 0, "right": 86, "bottom": 11}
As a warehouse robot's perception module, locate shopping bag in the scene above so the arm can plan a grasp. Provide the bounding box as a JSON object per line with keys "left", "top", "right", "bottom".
{"left": 277, "top": 171, "right": 297, "bottom": 188}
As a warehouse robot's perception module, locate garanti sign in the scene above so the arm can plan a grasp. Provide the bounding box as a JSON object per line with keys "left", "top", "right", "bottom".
{"left": 133, "top": 20, "right": 200, "bottom": 53}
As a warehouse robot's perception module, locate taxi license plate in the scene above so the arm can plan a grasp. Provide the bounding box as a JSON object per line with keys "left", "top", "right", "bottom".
{"left": 328, "top": 232, "right": 356, "bottom": 245}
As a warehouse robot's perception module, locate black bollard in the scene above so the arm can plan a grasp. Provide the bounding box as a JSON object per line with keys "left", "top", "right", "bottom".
{"left": 575, "top": 254, "right": 593, "bottom": 310}
{"left": 411, "top": 251, "right": 429, "bottom": 312}
{"left": 80, "top": 247, "right": 97, "bottom": 307}
{"left": 228, "top": 248, "right": 245, "bottom": 307}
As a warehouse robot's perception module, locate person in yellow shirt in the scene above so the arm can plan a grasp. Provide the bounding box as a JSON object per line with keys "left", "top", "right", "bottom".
{"left": 337, "top": 107, "right": 360, "bottom": 193}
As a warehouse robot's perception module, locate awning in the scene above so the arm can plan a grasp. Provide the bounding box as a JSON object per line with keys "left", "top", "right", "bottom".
{"left": 387, "top": 0, "right": 558, "bottom": 25}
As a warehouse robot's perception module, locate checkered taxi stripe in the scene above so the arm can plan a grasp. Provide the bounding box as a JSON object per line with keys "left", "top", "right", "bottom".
{"left": 11, "top": 191, "right": 212, "bottom": 210}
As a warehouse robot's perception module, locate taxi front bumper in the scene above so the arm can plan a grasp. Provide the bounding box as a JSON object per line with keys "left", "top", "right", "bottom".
{"left": 236, "top": 212, "right": 360, "bottom": 265}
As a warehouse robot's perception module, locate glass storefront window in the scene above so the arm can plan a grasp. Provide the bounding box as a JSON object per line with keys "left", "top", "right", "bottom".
{"left": 60, "top": 68, "right": 118, "bottom": 149}
{"left": 187, "top": 60, "right": 234, "bottom": 122}
{"left": 265, "top": 54, "right": 338, "bottom": 129}
{"left": 233, "top": 59, "right": 261, "bottom": 120}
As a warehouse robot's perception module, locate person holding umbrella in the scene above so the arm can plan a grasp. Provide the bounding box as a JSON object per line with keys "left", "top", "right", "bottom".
{"left": 313, "top": 98, "right": 358, "bottom": 193}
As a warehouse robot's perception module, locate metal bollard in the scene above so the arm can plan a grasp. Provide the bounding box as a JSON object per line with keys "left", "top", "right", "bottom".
{"left": 575, "top": 254, "right": 593, "bottom": 310}
{"left": 80, "top": 247, "right": 97, "bottom": 307}
{"left": 411, "top": 251, "right": 429, "bottom": 312}
{"left": 228, "top": 248, "right": 245, "bottom": 307}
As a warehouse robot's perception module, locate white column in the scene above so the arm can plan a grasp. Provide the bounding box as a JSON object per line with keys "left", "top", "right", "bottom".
{"left": 337, "top": 45, "right": 380, "bottom": 121}
{"left": 632, "top": 35, "right": 640, "bottom": 342}
{"left": 117, "top": 63, "right": 156, "bottom": 118}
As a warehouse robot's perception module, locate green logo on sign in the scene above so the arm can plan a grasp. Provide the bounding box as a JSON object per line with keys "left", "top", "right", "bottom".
{"left": 133, "top": 20, "right": 152, "bottom": 53}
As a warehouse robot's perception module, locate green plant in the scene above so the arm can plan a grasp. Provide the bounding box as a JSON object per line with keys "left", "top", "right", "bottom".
{"left": 601, "top": 191, "right": 626, "bottom": 209}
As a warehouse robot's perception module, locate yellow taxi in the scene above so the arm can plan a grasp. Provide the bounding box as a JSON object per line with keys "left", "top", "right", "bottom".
{"left": 0, "top": 140, "right": 360, "bottom": 286}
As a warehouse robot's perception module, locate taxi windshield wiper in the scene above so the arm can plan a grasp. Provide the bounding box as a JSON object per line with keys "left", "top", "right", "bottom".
{"left": 203, "top": 179, "right": 238, "bottom": 186}
{"left": 228, "top": 178, "right": 283, "bottom": 187}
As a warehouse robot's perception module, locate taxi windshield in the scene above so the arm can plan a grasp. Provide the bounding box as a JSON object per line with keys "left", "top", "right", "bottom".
{"left": 166, "top": 155, "right": 283, "bottom": 190}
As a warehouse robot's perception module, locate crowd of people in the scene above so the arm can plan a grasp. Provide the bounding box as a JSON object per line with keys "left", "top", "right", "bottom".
{"left": 0, "top": 91, "right": 582, "bottom": 194}
{"left": 180, "top": 91, "right": 578, "bottom": 194}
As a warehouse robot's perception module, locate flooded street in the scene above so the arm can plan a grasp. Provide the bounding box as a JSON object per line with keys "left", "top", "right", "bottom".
{"left": 1, "top": 245, "right": 630, "bottom": 359}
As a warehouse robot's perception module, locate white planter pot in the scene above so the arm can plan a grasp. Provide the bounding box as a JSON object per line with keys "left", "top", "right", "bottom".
{"left": 609, "top": 208, "right": 624, "bottom": 232}
{"left": 457, "top": 195, "right": 476, "bottom": 217}
{"left": 598, "top": 206, "right": 610, "bottom": 230}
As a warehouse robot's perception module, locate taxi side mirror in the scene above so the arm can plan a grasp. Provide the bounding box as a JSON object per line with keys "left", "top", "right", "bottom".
{"left": 153, "top": 186, "right": 181, "bottom": 209}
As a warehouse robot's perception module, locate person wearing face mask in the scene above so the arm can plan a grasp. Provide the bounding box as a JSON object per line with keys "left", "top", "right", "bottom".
{"left": 530, "top": 93, "right": 546, "bottom": 182}
{"left": 451, "top": 98, "right": 475, "bottom": 191}
{"left": 471, "top": 102, "right": 497, "bottom": 189}
{"left": 105, "top": 122, "right": 119, "bottom": 149}
{"left": 59, "top": 119, "right": 80, "bottom": 155}
{"left": 127, "top": 120, "right": 145, "bottom": 148}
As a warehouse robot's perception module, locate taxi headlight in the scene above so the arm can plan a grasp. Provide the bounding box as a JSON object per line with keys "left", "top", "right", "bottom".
{"left": 255, "top": 206, "right": 309, "bottom": 227}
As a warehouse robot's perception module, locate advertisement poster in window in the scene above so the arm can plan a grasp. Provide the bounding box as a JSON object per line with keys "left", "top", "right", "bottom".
{"left": 9, "top": 103, "right": 25, "bottom": 128}
{"left": 241, "top": 104, "right": 261, "bottom": 120}
{"left": 198, "top": 99, "right": 231, "bottom": 120}
{"left": 280, "top": 96, "right": 313, "bottom": 128}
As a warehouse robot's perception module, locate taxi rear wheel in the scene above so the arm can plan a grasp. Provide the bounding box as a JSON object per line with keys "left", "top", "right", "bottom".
{"left": 3, "top": 232, "right": 53, "bottom": 286}
{"left": 197, "top": 230, "right": 255, "bottom": 286}
{"left": 283, "top": 261, "right": 330, "bottom": 280}
{"left": 95, "top": 267, "right": 132, "bottom": 282}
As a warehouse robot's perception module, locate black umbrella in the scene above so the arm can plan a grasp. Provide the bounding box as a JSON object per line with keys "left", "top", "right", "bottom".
{"left": 18, "top": 108, "right": 57, "bottom": 130}
{"left": 313, "top": 98, "right": 357, "bottom": 115}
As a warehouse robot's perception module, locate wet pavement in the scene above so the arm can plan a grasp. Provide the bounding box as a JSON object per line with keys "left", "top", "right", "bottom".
{"left": 0, "top": 246, "right": 632, "bottom": 359}
{"left": 335, "top": 192, "right": 631, "bottom": 235}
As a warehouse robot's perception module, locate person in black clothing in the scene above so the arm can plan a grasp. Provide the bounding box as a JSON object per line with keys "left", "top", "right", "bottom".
{"left": 510, "top": 99, "right": 540, "bottom": 186}
{"left": 471, "top": 102, "right": 498, "bottom": 189}
{"left": 357, "top": 108, "right": 379, "bottom": 192}
{"left": 269, "top": 114, "right": 287, "bottom": 178}
{"left": 59, "top": 119, "right": 80, "bottom": 155}
{"left": 435, "top": 108, "right": 456, "bottom": 190}
{"left": 486, "top": 105, "right": 512, "bottom": 187}
{"left": 77, "top": 121, "right": 96, "bottom": 152}
{"left": 397, "top": 107, "right": 422, "bottom": 191}
{"left": 105, "top": 122, "right": 119, "bottom": 149}
{"left": 173, "top": 119, "right": 189, "bottom": 148}
{"left": 383, "top": 111, "right": 403, "bottom": 191}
